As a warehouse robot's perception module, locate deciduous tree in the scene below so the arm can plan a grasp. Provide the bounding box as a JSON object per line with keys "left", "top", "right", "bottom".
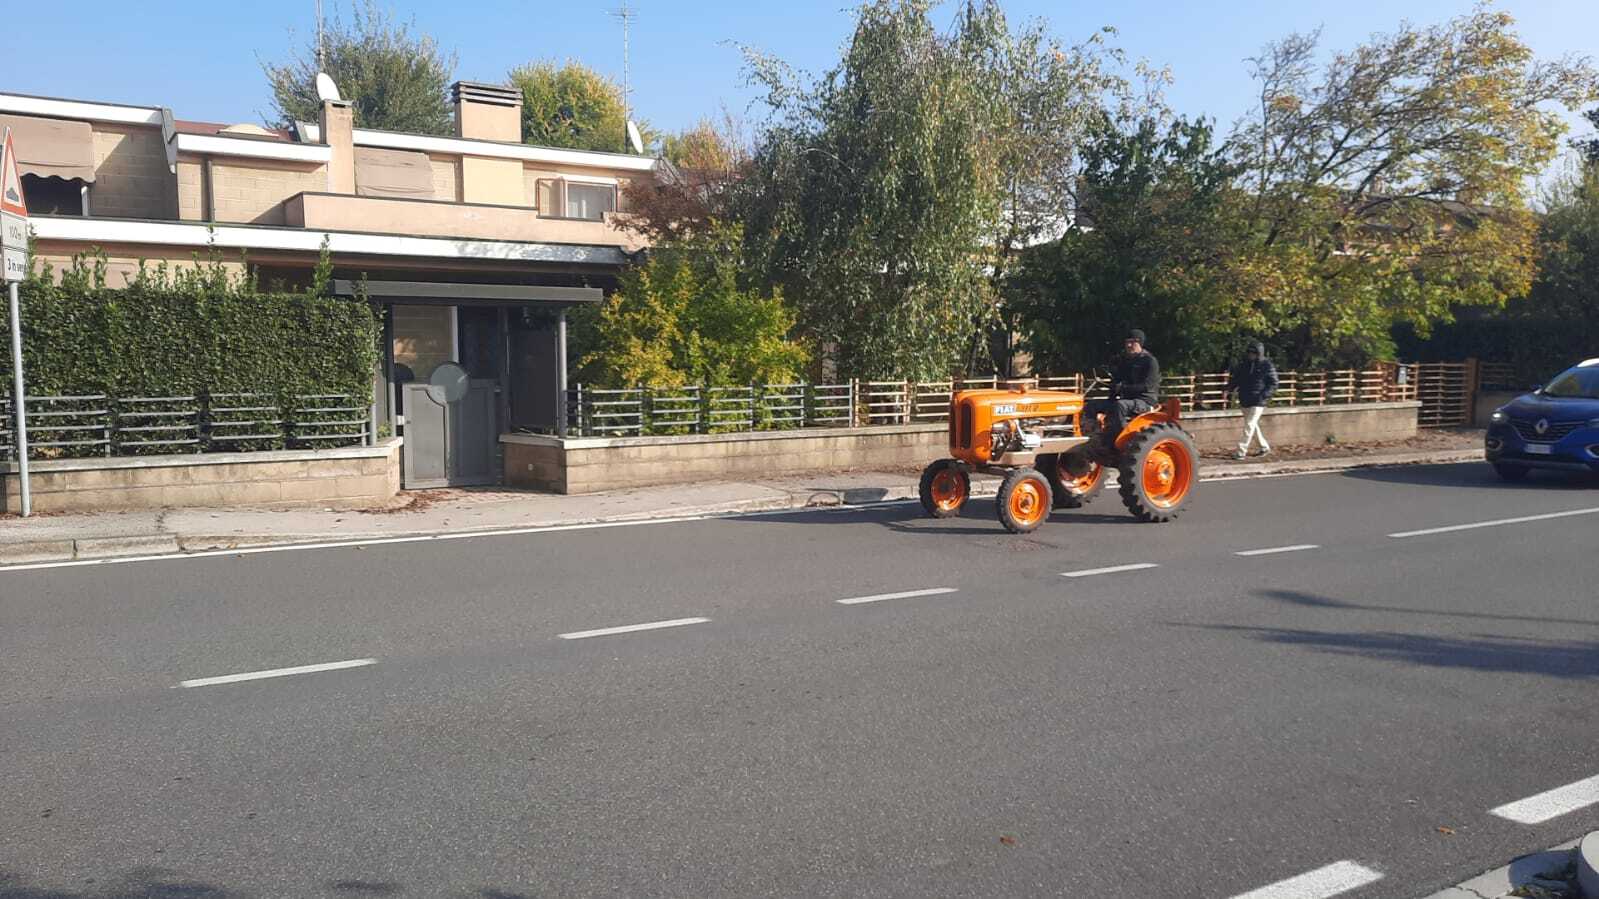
{"left": 1228, "top": 8, "right": 1598, "bottom": 365}
{"left": 579, "top": 224, "right": 809, "bottom": 387}
{"left": 262, "top": 0, "right": 456, "bottom": 135}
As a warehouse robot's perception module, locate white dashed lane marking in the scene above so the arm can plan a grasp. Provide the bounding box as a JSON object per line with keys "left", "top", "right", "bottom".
{"left": 837, "top": 587, "right": 958, "bottom": 605}
{"left": 1227, "top": 860, "right": 1383, "bottom": 899}
{"left": 1388, "top": 506, "right": 1599, "bottom": 538}
{"left": 1235, "top": 544, "right": 1319, "bottom": 557}
{"left": 1061, "top": 563, "right": 1159, "bottom": 578}
{"left": 177, "top": 658, "right": 376, "bottom": 688}
{"left": 558, "top": 617, "right": 710, "bottom": 640}
{"left": 1489, "top": 772, "right": 1599, "bottom": 824}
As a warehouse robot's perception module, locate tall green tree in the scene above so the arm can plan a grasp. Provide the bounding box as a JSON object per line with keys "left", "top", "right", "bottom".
{"left": 1578, "top": 106, "right": 1599, "bottom": 166}
{"left": 659, "top": 115, "right": 746, "bottom": 172}
{"left": 737, "top": 0, "right": 1124, "bottom": 379}
{"left": 1526, "top": 168, "right": 1599, "bottom": 347}
{"left": 1227, "top": 8, "right": 1598, "bottom": 365}
{"left": 579, "top": 223, "right": 809, "bottom": 387}
{"left": 262, "top": 0, "right": 456, "bottom": 135}
{"left": 509, "top": 61, "right": 652, "bottom": 153}
{"left": 1009, "top": 116, "right": 1245, "bottom": 373}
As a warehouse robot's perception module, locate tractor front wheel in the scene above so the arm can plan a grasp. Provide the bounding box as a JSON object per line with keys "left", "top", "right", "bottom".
{"left": 919, "top": 459, "right": 970, "bottom": 518}
{"left": 1117, "top": 424, "right": 1198, "bottom": 522}
{"left": 997, "top": 467, "right": 1054, "bottom": 534}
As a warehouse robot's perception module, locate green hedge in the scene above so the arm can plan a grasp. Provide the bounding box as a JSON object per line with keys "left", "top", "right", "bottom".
{"left": 0, "top": 251, "right": 379, "bottom": 403}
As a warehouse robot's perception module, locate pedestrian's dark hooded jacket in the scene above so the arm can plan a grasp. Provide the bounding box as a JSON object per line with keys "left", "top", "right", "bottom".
{"left": 1227, "top": 342, "right": 1279, "bottom": 407}
{"left": 1113, "top": 348, "right": 1160, "bottom": 404}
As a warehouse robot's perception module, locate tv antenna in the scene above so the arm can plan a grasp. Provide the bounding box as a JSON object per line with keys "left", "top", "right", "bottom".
{"left": 315, "top": 0, "right": 325, "bottom": 70}
{"left": 609, "top": 2, "right": 636, "bottom": 153}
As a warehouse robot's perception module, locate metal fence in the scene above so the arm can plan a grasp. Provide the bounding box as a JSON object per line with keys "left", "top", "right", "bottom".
{"left": 0, "top": 392, "right": 374, "bottom": 461}
{"left": 563, "top": 364, "right": 1422, "bottom": 438}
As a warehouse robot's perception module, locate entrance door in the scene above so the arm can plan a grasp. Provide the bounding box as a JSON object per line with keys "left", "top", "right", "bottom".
{"left": 392, "top": 304, "right": 501, "bottom": 488}
{"left": 400, "top": 377, "right": 498, "bottom": 488}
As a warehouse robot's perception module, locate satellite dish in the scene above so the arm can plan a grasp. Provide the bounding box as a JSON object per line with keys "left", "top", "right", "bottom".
{"left": 315, "top": 72, "right": 342, "bottom": 103}
{"left": 626, "top": 120, "right": 644, "bottom": 155}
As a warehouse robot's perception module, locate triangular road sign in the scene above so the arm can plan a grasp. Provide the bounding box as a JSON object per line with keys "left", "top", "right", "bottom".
{"left": 1, "top": 128, "right": 27, "bottom": 217}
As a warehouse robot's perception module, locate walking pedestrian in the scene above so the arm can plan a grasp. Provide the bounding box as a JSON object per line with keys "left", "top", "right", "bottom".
{"left": 1226, "top": 341, "right": 1278, "bottom": 459}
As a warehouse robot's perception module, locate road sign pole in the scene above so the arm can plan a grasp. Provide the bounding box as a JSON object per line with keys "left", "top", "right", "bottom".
{"left": 7, "top": 280, "right": 28, "bottom": 517}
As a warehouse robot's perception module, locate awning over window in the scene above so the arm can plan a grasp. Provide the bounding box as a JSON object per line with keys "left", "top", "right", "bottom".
{"left": 354, "top": 147, "right": 434, "bottom": 199}
{"left": 0, "top": 114, "right": 96, "bottom": 183}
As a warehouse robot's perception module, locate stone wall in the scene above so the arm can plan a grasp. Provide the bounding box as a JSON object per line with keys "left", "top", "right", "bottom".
{"left": 1, "top": 440, "right": 401, "bottom": 514}
{"left": 1181, "top": 401, "right": 1421, "bottom": 450}
{"left": 501, "top": 402, "right": 1423, "bottom": 494}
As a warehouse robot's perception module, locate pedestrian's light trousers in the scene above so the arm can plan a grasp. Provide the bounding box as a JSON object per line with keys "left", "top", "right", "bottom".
{"left": 1238, "top": 405, "right": 1270, "bottom": 454}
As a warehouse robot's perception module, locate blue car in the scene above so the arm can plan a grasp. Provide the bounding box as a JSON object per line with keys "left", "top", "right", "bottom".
{"left": 1485, "top": 359, "right": 1599, "bottom": 481}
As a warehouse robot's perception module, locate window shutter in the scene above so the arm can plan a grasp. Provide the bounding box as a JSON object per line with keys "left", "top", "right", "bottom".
{"left": 536, "top": 178, "right": 561, "bottom": 216}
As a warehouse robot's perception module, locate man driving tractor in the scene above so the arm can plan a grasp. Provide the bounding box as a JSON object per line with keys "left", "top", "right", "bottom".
{"left": 1085, "top": 329, "right": 1161, "bottom": 454}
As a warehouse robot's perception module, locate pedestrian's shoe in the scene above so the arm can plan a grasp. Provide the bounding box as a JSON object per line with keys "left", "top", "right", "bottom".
{"left": 1257, "top": 447, "right": 1272, "bottom": 457}
{"left": 1232, "top": 449, "right": 1247, "bottom": 460}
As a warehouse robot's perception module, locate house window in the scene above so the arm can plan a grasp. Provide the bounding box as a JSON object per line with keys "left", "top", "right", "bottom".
{"left": 536, "top": 178, "right": 617, "bottom": 221}
{"left": 565, "top": 182, "right": 616, "bottom": 221}
{"left": 21, "top": 175, "right": 87, "bottom": 216}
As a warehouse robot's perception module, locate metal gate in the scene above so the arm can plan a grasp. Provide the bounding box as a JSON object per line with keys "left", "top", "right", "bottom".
{"left": 400, "top": 379, "right": 498, "bottom": 488}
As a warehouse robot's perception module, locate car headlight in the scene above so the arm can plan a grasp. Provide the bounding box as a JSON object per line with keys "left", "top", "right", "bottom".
{"left": 1491, "top": 409, "right": 1507, "bottom": 423}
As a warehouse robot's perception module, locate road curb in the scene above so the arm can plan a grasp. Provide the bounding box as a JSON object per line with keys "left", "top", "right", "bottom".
{"left": 1580, "top": 830, "right": 1598, "bottom": 898}
{"left": 1202, "top": 448, "right": 1484, "bottom": 480}
{"left": 1420, "top": 839, "right": 1582, "bottom": 899}
{"left": 1, "top": 449, "right": 1489, "bottom": 566}
{"left": 74, "top": 535, "right": 181, "bottom": 558}
{"left": 0, "top": 535, "right": 181, "bottom": 566}
{"left": 0, "top": 539, "right": 76, "bottom": 565}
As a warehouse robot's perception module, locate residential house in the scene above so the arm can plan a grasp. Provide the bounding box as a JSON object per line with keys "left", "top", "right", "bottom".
{"left": 0, "top": 80, "right": 658, "bottom": 488}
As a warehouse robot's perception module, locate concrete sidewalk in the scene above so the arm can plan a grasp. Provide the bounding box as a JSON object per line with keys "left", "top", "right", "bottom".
{"left": 0, "top": 447, "right": 1486, "bottom": 564}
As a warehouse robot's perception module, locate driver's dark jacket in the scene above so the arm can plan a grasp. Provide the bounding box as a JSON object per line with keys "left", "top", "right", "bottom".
{"left": 1112, "top": 351, "right": 1160, "bottom": 405}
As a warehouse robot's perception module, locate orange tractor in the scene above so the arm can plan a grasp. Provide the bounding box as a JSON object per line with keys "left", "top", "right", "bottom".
{"left": 919, "top": 385, "right": 1199, "bottom": 533}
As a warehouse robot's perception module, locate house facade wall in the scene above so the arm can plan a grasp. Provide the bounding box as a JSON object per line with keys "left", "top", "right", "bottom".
{"left": 89, "top": 123, "right": 177, "bottom": 219}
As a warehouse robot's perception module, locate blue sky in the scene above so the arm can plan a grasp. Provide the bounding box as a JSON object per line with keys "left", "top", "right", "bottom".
{"left": 2, "top": 1, "right": 1594, "bottom": 152}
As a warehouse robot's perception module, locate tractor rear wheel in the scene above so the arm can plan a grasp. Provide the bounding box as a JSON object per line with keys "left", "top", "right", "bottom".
{"left": 997, "top": 467, "right": 1053, "bottom": 534}
{"left": 1042, "top": 448, "right": 1105, "bottom": 509}
{"left": 919, "top": 459, "right": 970, "bottom": 518}
{"left": 1117, "top": 423, "right": 1198, "bottom": 522}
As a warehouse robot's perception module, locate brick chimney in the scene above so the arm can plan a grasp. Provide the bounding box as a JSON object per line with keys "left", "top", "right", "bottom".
{"left": 451, "top": 81, "right": 524, "bottom": 205}
{"left": 319, "top": 98, "right": 355, "bottom": 194}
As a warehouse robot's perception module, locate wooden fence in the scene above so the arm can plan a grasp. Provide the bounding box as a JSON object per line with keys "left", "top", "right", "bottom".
{"left": 564, "top": 363, "right": 1425, "bottom": 438}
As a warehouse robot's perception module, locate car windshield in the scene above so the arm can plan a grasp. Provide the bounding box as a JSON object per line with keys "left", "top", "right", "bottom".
{"left": 1541, "top": 367, "right": 1599, "bottom": 399}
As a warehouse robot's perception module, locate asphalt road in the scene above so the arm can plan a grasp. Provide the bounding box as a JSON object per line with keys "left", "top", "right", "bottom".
{"left": 2, "top": 462, "right": 1597, "bottom": 899}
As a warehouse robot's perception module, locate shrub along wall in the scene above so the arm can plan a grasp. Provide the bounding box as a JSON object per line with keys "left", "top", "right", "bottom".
{"left": 0, "top": 253, "right": 380, "bottom": 409}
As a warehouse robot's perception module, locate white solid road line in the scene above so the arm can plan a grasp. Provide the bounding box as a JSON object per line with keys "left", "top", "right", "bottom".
{"left": 1235, "top": 544, "right": 1320, "bottom": 557}
{"left": 1061, "top": 562, "right": 1159, "bottom": 578}
{"left": 837, "top": 587, "right": 958, "bottom": 605}
{"left": 177, "top": 658, "right": 376, "bottom": 689}
{"left": 1229, "top": 861, "right": 1384, "bottom": 899}
{"left": 1388, "top": 506, "right": 1599, "bottom": 539}
{"left": 1489, "top": 772, "right": 1599, "bottom": 824}
{"left": 558, "top": 617, "right": 710, "bottom": 640}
